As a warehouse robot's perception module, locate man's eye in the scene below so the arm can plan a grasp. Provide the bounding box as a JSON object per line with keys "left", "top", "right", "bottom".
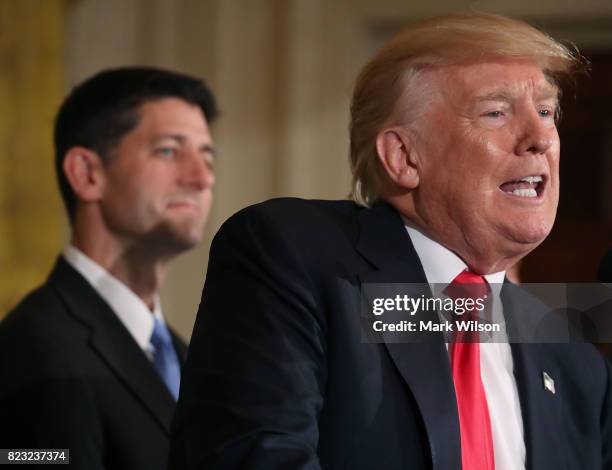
{"left": 484, "top": 110, "right": 503, "bottom": 118}
{"left": 539, "top": 108, "right": 553, "bottom": 118}
{"left": 155, "top": 147, "right": 177, "bottom": 157}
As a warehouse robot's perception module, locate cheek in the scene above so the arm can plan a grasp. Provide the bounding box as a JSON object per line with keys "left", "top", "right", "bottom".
{"left": 110, "top": 189, "right": 145, "bottom": 221}
{"left": 549, "top": 150, "right": 560, "bottom": 176}
{"left": 196, "top": 190, "right": 213, "bottom": 215}
{"left": 110, "top": 178, "right": 159, "bottom": 214}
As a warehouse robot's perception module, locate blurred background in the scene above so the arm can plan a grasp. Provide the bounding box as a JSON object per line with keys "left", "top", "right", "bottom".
{"left": 1, "top": 0, "right": 611, "bottom": 340}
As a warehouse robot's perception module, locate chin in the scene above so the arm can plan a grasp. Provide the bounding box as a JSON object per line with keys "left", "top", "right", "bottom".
{"left": 149, "top": 223, "right": 204, "bottom": 255}
{"left": 171, "top": 230, "right": 204, "bottom": 251}
{"left": 508, "top": 218, "right": 554, "bottom": 245}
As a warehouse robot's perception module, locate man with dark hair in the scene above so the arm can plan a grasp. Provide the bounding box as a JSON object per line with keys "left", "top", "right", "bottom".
{"left": 170, "top": 13, "right": 612, "bottom": 470}
{"left": 0, "top": 67, "right": 217, "bottom": 470}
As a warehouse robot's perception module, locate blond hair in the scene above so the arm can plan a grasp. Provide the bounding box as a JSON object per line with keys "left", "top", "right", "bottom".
{"left": 349, "top": 12, "right": 584, "bottom": 206}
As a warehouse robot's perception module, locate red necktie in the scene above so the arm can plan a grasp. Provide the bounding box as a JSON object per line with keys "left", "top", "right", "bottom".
{"left": 448, "top": 270, "right": 495, "bottom": 470}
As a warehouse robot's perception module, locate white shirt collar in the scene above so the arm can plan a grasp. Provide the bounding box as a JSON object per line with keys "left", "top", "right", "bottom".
{"left": 403, "top": 221, "right": 505, "bottom": 296}
{"left": 62, "top": 245, "right": 164, "bottom": 354}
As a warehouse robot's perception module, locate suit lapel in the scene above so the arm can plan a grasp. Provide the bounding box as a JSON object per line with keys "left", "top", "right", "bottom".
{"left": 502, "top": 285, "right": 564, "bottom": 469}
{"left": 356, "top": 203, "right": 461, "bottom": 470}
{"left": 48, "top": 258, "right": 176, "bottom": 434}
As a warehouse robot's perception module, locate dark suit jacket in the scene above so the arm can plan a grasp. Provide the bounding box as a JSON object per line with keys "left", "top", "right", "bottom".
{"left": 169, "top": 198, "right": 612, "bottom": 469}
{"left": 0, "top": 257, "right": 187, "bottom": 470}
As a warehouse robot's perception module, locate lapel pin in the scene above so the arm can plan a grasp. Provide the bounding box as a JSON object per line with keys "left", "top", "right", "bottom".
{"left": 542, "top": 371, "right": 556, "bottom": 394}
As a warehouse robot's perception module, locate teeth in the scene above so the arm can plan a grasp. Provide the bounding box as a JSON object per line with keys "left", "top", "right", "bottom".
{"left": 512, "top": 188, "right": 537, "bottom": 197}
{"left": 519, "top": 175, "right": 543, "bottom": 183}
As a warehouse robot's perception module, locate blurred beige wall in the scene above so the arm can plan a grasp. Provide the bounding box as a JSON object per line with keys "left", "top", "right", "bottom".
{"left": 5, "top": 0, "right": 612, "bottom": 339}
{"left": 0, "top": 0, "right": 66, "bottom": 317}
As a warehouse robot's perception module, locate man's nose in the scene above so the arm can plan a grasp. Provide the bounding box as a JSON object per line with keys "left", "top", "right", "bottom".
{"left": 515, "top": 111, "right": 557, "bottom": 156}
{"left": 178, "top": 150, "right": 215, "bottom": 190}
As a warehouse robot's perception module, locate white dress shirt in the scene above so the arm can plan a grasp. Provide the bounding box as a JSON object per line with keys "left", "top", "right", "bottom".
{"left": 63, "top": 245, "right": 166, "bottom": 360}
{"left": 405, "top": 224, "right": 526, "bottom": 470}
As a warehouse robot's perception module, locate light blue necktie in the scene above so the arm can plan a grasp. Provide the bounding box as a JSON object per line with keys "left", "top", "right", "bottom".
{"left": 150, "top": 317, "right": 181, "bottom": 400}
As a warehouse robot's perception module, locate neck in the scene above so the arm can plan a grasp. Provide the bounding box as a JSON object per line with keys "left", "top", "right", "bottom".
{"left": 386, "top": 194, "right": 527, "bottom": 275}
{"left": 457, "top": 251, "right": 522, "bottom": 276}
{"left": 71, "top": 219, "right": 166, "bottom": 310}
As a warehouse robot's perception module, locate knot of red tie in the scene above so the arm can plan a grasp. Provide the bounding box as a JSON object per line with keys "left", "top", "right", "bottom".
{"left": 447, "top": 270, "right": 490, "bottom": 305}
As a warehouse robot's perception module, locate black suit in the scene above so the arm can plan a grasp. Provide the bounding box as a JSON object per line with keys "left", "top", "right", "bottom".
{"left": 0, "top": 257, "right": 186, "bottom": 470}
{"left": 170, "top": 198, "right": 612, "bottom": 469}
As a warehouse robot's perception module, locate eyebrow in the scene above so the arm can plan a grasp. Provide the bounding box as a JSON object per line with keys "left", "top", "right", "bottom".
{"left": 152, "top": 133, "right": 216, "bottom": 154}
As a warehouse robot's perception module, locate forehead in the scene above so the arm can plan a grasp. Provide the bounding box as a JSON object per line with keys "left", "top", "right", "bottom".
{"left": 132, "top": 97, "right": 211, "bottom": 136}
{"left": 436, "top": 60, "right": 559, "bottom": 103}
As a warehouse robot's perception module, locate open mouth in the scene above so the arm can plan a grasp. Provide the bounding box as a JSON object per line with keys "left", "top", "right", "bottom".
{"left": 499, "top": 175, "right": 545, "bottom": 199}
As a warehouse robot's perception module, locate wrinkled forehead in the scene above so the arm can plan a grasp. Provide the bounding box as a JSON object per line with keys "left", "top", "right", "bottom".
{"left": 434, "top": 60, "right": 560, "bottom": 104}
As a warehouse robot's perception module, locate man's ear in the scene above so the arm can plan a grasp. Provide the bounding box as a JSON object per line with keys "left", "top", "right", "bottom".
{"left": 62, "top": 147, "right": 106, "bottom": 202}
{"left": 376, "top": 128, "right": 419, "bottom": 190}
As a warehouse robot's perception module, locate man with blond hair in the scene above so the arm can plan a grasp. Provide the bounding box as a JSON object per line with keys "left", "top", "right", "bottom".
{"left": 170, "top": 13, "right": 612, "bottom": 469}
